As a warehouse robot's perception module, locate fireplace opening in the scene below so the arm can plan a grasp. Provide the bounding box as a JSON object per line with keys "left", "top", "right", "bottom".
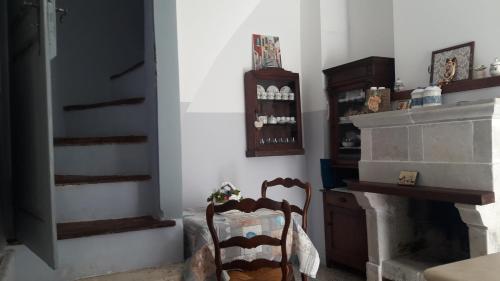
{"left": 405, "top": 199, "right": 470, "bottom": 262}
{"left": 382, "top": 199, "right": 470, "bottom": 281}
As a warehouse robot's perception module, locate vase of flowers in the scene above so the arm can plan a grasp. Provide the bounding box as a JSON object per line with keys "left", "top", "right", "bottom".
{"left": 207, "top": 182, "right": 242, "bottom": 205}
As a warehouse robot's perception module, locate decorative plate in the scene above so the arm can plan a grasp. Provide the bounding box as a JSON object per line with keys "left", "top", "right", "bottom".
{"left": 267, "top": 85, "right": 279, "bottom": 94}
{"left": 257, "top": 85, "right": 265, "bottom": 94}
{"left": 280, "top": 86, "right": 291, "bottom": 94}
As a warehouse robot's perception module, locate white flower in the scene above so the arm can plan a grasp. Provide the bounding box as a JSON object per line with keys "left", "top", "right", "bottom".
{"left": 229, "top": 194, "right": 241, "bottom": 201}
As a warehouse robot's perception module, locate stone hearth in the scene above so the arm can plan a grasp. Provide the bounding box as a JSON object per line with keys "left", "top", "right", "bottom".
{"left": 349, "top": 99, "right": 500, "bottom": 281}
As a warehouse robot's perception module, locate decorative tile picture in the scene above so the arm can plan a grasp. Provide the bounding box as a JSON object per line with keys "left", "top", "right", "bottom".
{"left": 252, "top": 34, "right": 282, "bottom": 70}
{"left": 430, "top": 42, "right": 474, "bottom": 84}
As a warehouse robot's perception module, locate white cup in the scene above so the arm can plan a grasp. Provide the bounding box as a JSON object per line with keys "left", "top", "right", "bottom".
{"left": 289, "top": 93, "right": 295, "bottom": 100}
{"left": 290, "top": 117, "right": 296, "bottom": 123}
{"left": 282, "top": 92, "right": 289, "bottom": 100}
{"left": 285, "top": 117, "right": 291, "bottom": 123}
{"left": 258, "top": 116, "right": 267, "bottom": 124}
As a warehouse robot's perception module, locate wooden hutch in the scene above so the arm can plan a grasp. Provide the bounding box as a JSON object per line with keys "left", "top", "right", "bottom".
{"left": 322, "top": 57, "right": 395, "bottom": 272}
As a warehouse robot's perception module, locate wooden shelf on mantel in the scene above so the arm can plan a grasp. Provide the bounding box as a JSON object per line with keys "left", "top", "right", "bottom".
{"left": 392, "top": 76, "right": 500, "bottom": 101}
{"left": 346, "top": 181, "right": 495, "bottom": 205}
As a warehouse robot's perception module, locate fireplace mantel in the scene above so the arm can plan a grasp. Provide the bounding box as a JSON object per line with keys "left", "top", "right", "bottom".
{"left": 350, "top": 98, "right": 500, "bottom": 129}
{"left": 347, "top": 181, "right": 495, "bottom": 205}
{"left": 348, "top": 98, "right": 500, "bottom": 281}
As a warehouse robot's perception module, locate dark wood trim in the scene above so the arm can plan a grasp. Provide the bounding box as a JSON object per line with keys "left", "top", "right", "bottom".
{"left": 55, "top": 175, "right": 151, "bottom": 186}
{"left": 347, "top": 181, "right": 495, "bottom": 205}
{"left": 392, "top": 75, "right": 500, "bottom": 101}
{"left": 391, "top": 89, "right": 413, "bottom": 101}
{"left": 109, "top": 61, "right": 145, "bottom": 80}
{"left": 54, "top": 135, "right": 147, "bottom": 146}
{"left": 430, "top": 41, "right": 474, "bottom": 85}
{"left": 246, "top": 148, "right": 305, "bottom": 157}
{"left": 57, "top": 216, "right": 176, "bottom": 240}
{"left": 63, "top": 97, "right": 145, "bottom": 111}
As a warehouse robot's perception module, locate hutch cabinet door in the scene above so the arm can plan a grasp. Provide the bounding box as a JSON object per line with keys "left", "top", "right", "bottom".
{"left": 10, "top": 0, "right": 58, "bottom": 268}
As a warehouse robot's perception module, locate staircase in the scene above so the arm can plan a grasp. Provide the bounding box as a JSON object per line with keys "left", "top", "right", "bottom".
{"left": 52, "top": 63, "right": 181, "bottom": 281}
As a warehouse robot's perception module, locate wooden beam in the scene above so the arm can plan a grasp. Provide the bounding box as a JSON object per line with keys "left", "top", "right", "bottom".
{"left": 347, "top": 181, "right": 495, "bottom": 205}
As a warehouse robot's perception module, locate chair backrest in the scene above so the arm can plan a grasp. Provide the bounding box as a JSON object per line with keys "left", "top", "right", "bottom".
{"left": 261, "top": 177, "right": 312, "bottom": 232}
{"left": 206, "top": 198, "right": 292, "bottom": 281}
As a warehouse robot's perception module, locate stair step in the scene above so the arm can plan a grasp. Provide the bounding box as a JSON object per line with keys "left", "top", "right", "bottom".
{"left": 56, "top": 181, "right": 152, "bottom": 223}
{"left": 57, "top": 216, "right": 176, "bottom": 240}
{"left": 64, "top": 97, "right": 145, "bottom": 112}
{"left": 54, "top": 143, "right": 149, "bottom": 176}
{"left": 55, "top": 175, "right": 151, "bottom": 186}
{"left": 54, "top": 135, "right": 147, "bottom": 146}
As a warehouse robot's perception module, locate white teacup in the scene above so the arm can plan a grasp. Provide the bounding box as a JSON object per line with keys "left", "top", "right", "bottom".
{"left": 285, "top": 117, "right": 291, "bottom": 123}
{"left": 290, "top": 117, "right": 296, "bottom": 123}
{"left": 268, "top": 115, "right": 277, "bottom": 124}
{"left": 289, "top": 93, "right": 295, "bottom": 100}
{"left": 261, "top": 92, "right": 267, "bottom": 100}
{"left": 282, "top": 92, "right": 289, "bottom": 100}
{"left": 267, "top": 92, "right": 275, "bottom": 100}
{"left": 258, "top": 115, "right": 268, "bottom": 124}
{"left": 276, "top": 117, "right": 282, "bottom": 123}
{"left": 275, "top": 92, "right": 282, "bottom": 100}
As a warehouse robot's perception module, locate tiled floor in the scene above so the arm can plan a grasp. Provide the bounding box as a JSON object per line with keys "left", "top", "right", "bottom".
{"left": 80, "top": 263, "right": 365, "bottom": 281}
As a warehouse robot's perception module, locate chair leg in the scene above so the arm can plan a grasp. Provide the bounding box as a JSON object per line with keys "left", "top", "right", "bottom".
{"left": 301, "top": 273, "right": 308, "bottom": 281}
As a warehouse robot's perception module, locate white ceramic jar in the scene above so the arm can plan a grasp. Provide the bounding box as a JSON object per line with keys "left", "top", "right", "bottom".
{"left": 490, "top": 58, "right": 500, "bottom": 77}
{"left": 410, "top": 88, "right": 425, "bottom": 108}
{"left": 423, "top": 86, "right": 442, "bottom": 107}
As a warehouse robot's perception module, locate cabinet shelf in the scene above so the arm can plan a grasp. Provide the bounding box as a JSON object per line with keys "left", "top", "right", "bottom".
{"left": 245, "top": 68, "right": 304, "bottom": 157}
{"left": 339, "top": 146, "right": 360, "bottom": 150}
{"left": 392, "top": 76, "right": 500, "bottom": 101}
{"left": 263, "top": 123, "right": 297, "bottom": 127}
{"left": 258, "top": 99, "right": 296, "bottom": 103}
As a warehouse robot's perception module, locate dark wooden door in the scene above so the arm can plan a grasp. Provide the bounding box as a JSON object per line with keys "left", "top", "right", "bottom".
{"left": 331, "top": 206, "right": 367, "bottom": 271}
{"left": 10, "top": 0, "right": 58, "bottom": 268}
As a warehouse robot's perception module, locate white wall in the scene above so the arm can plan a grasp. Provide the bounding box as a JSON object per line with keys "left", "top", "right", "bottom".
{"left": 394, "top": 0, "right": 500, "bottom": 91}
{"left": 177, "top": 0, "right": 307, "bottom": 210}
{"left": 177, "top": 0, "right": 301, "bottom": 113}
{"left": 347, "top": 0, "right": 394, "bottom": 61}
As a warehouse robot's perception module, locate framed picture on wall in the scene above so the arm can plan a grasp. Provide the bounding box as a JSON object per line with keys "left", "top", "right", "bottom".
{"left": 430, "top": 41, "right": 474, "bottom": 85}
{"left": 252, "top": 34, "right": 282, "bottom": 70}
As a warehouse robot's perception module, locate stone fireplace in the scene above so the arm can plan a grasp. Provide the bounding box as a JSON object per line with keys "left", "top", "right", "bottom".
{"left": 349, "top": 99, "right": 500, "bottom": 281}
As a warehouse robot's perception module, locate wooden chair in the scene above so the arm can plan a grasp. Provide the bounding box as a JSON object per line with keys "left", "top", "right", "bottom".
{"left": 262, "top": 178, "right": 312, "bottom": 281}
{"left": 206, "top": 198, "right": 295, "bottom": 281}
{"left": 261, "top": 178, "right": 312, "bottom": 232}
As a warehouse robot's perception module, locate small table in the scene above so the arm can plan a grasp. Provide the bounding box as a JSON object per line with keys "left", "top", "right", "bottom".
{"left": 183, "top": 208, "right": 320, "bottom": 281}
{"left": 424, "top": 253, "right": 500, "bottom": 281}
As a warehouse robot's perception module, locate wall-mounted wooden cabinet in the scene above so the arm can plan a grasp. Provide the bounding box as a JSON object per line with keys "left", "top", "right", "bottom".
{"left": 244, "top": 68, "right": 304, "bottom": 157}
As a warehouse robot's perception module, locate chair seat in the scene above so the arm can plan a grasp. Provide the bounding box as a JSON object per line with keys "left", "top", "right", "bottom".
{"left": 228, "top": 264, "right": 294, "bottom": 281}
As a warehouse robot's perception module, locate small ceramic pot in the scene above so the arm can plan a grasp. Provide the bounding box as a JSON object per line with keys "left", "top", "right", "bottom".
{"left": 490, "top": 58, "right": 500, "bottom": 77}
{"left": 423, "top": 86, "right": 442, "bottom": 107}
{"left": 473, "top": 65, "right": 489, "bottom": 79}
{"left": 410, "top": 88, "right": 425, "bottom": 108}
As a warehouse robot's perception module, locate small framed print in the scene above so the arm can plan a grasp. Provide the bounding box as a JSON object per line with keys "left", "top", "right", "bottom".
{"left": 398, "top": 171, "right": 418, "bottom": 186}
{"left": 430, "top": 41, "right": 474, "bottom": 85}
